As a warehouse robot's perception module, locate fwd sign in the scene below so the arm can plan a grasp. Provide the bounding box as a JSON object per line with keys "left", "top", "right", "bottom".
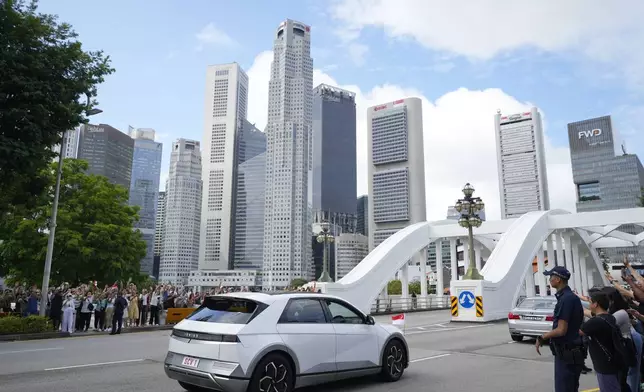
{"left": 578, "top": 129, "right": 602, "bottom": 139}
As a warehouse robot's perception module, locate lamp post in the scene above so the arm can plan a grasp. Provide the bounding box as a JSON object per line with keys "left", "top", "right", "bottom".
{"left": 455, "top": 183, "right": 485, "bottom": 280}
{"left": 316, "top": 222, "right": 335, "bottom": 283}
{"left": 39, "top": 95, "right": 102, "bottom": 316}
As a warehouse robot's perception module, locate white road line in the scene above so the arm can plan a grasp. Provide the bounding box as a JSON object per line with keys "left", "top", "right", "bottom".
{"left": 0, "top": 347, "right": 63, "bottom": 355}
{"left": 416, "top": 327, "right": 426, "bottom": 330}
{"left": 405, "top": 324, "right": 494, "bottom": 335}
{"left": 45, "top": 359, "right": 144, "bottom": 371}
{"left": 410, "top": 353, "right": 451, "bottom": 363}
{"left": 507, "top": 341, "right": 517, "bottom": 344}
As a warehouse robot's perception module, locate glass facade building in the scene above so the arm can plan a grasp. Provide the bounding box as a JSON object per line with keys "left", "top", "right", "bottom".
{"left": 312, "top": 84, "right": 357, "bottom": 216}
{"left": 568, "top": 115, "right": 644, "bottom": 261}
{"left": 231, "top": 121, "right": 267, "bottom": 270}
{"left": 78, "top": 123, "right": 134, "bottom": 190}
{"left": 356, "top": 195, "right": 368, "bottom": 237}
{"left": 128, "top": 128, "right": 163, "bottom": 276}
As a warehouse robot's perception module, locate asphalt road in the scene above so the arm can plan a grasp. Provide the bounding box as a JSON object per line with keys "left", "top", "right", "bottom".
{"left": 0, "top": 310, "right": 601, "bottom": 392}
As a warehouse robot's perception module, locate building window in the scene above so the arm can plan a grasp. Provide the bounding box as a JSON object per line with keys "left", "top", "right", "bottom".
{"left": 578, "top": 182, "right": 601, "bottom": 202}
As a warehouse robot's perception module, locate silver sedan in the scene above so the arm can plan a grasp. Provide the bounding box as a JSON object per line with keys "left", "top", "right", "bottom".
{"left": 508, "top": 296, "right": 557, "bottom": 342}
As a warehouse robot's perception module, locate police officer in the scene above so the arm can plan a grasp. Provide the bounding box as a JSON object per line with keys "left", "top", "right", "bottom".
{"left": 535, "top": 266, "right": 585, "bottom": 392}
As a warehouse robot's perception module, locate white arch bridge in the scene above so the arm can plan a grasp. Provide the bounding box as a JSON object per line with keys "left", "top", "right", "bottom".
{"left": 322, "top": 208, "right": 644, "bottom": 322}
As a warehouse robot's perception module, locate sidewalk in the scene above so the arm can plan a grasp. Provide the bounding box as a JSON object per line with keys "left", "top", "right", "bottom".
{"left": 0, "top": 324, "right": 174, "bottom": 342}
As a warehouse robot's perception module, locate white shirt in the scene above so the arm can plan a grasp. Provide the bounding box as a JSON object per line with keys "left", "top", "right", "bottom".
{"left": 150, "top": 294, "right": 160, "bottom": 307}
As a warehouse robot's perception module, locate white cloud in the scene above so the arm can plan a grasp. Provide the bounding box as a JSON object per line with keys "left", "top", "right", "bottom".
{"left": 247, "top": 51, "right": 576, "bottom": 221}
{"left": 330, "top": 0, "right": 644, "bottom": 87}
{"left": 347, "top": 43, "right": 369, "bottom": 66}
{"left": 195, "top": 23, "right": 236, "bottom": 51}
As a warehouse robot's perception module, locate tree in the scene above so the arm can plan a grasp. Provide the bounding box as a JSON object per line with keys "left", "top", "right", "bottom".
{"left": 290, "top": 278, "right": 308, "bottom": 288}
{"left": 0, "top": 159, "right": 146, "bottom": 286}
{"left": 640, "top": 188, "right": 644, "bottom": 207}
{"left": 0, "top": 0, "right": 113, "bottom": 211}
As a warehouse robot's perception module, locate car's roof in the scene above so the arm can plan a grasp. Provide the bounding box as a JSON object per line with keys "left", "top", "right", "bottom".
{"left": 213, "top": 291, "right": 350, "bottom": 305}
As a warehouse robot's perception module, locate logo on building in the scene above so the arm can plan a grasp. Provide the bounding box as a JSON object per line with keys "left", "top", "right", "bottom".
{"left": 373, "top": 104, "right": 387, "bottom": 111}
{"left": 578, "top": 129, "right": 602, "bottom": 139}
{"left": 87, "top": 125, "right": 104, "bottom": 133}
{"left": 508, "top": 114, "right": 522, "bottom": 120}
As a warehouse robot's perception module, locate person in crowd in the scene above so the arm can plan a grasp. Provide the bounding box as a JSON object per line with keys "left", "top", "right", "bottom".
{"left": 80, "top": 291, "right": 93, "bottom": 331}
{"left": 111, "top": 290, "right": 128, "bottom": 335}
{"left": 149, "top": 288, "right": 161, "bottom": 326}
{"left": 614, "top": 309, "right": 642, "bottom": 392}
{"left": 535, "top": 266, "right": 585, "bottom": 392}
{"left": 579, "top": 291, "right": 622, "bottom": 391}
{"left": 127, "top": 289, "right": 139, "bottom": 327}
{"left": 49, "top": 289, "right": 63, "bottom": 330}
{"left": 61, "top": 293, "right": 75, "bottom": 333}
{"left": 139, "top": 289, "right": 149, "bottom": 327}
{"left": 105, "top": 291, "right": 115, "bottom": 332}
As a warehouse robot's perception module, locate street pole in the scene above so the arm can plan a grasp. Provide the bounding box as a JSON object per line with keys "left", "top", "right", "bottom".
{"left": 39, "top": 131, "right": 66, "bottom": 316}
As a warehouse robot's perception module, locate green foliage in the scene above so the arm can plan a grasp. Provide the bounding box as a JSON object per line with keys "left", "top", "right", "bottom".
{"left": 387, "top": 280, "right": 402, "bottom": 295}
{"left": 640, "top": 188, "right": 644, "bottom": 207}
{"left": 0, "top": 159, "right": 147, "bottom": 287}
{"left": 408, "top": 281, "right": 421, "bottom": 295}
{"left": 0, "top": 316, "right": 54, "bottom": 335}
{"left": 290, "top": 278, "right": 308, "bottom": 288}
{"left": 387, "top": 279, "right": 435, "bottom": 295}
{"left": 0, "top": 0, "right": 113, "bottom": 213}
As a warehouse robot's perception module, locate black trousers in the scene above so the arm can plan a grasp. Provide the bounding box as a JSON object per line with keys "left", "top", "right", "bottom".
{"left": 112, "top": 312, "right": 123, "bottom": 333}
{"left": 140, "top": 305, "right": 148, "bottom": 326}
{"left": 554, "top": 356, "right": 582, "bottom": 392}
{"left": 50, "top": 313, "right": 61, "bottom": 330}
{"left": 94, "top": 310, "right": 105, "bottom": 329}
{"left": 80, "top": 312, "right": 91, "bottom": 331}
{"left": 149, "top": 306, "right": 159, "bottom": 325}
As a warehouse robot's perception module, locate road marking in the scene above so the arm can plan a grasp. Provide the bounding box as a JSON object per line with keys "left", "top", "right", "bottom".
{"left": 0, "top": 347, "right": 63, "bottom": 355}
{"left": 581, "top": 389, "right": 599, "bottom": 392}
{"left": 405, "top": 324, "right": 494, "bottom": 335}
{"left": 410, "top": 353, "right": 451, "bottom": 363}
{"left": 45, "top": 358, "right": 144, "bottom": 371}
{"left": 416, "top": 327, "right": 425, "bottom": 330}
{"left": 507, "top": 341, "right": 517, "bottom": 344}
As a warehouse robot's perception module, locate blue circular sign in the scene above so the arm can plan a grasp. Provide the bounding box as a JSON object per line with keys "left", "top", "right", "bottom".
{"left": 458, "top": 291, "right": 475, "bottom": 309}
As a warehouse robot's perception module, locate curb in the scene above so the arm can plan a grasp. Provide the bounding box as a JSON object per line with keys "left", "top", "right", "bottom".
{"left": 0, "top": 325, "right": 174, "bottom": 342}
{"left": 371, "top": 307, "right": 450, "bottom": 316}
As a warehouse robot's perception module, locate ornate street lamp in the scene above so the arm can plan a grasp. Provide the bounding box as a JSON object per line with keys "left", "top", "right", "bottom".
{"left": 316, "top": 222, "right": 335, "bottom": 283}
{"left": 455, "top": 183, "right": 485, "bottom": 280}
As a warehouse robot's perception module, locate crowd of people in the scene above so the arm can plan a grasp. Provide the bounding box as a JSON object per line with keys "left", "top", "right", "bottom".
{"left": 537, "top": 257, "right": 644, "bottom": 392}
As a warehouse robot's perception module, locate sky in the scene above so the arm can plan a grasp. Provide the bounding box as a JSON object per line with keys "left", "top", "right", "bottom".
{"left": 38, "top": 0, "right": 644, "bottom": 221}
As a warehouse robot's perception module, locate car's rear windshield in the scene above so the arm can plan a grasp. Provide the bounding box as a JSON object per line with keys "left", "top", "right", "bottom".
{"left": 186, "top": 297, "right": 262, "bottom": 324}
{"left": 518, "top": 298, "right": 556, "bottom": 310}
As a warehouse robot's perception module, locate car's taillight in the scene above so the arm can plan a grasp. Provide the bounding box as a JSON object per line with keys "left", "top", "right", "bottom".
{"left": 172, "top": 329, "right": 240, "bottom": 342}
{"left": 508, "top": 312, "right": 520, "bottom": 320}
{"left": 545, "top": 315, "right": 554, "bottom": 321}
{"left": 221, "top": 334, "right": 240, "bottom": 343}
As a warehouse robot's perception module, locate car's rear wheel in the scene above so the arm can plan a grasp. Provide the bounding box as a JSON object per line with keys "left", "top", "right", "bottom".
{"left": 178, "top": 381, "right": 209, "bottom": 391}
{"left": 248, "top": 352, "right": 294, "bottom": 392}
{"left": 380, "top": 339, "right": 406, "bottom": 382}
{"left": 511, "top": 334, "right": 523, "bottom": 342}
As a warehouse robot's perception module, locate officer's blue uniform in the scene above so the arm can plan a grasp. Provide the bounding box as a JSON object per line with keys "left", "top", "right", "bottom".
{"left": 546, "top": 267, "right": 584, "bottom": 392}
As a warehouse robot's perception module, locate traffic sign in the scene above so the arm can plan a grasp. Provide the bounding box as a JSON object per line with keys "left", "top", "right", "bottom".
{"left": 458, "top": 291, "right": 475, "bottom": 309}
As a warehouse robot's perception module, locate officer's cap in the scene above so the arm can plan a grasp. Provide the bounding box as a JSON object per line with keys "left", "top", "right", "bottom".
{"left": 543, "top": 266, "right": 571, "bottom": 280}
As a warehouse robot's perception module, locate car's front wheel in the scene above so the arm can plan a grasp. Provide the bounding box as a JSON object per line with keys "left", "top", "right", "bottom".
{"left": 248, "top": 352, "right": 294, "bottom": 392}
{"left": 380, "top": 339, "right": 406, "bottom": 382}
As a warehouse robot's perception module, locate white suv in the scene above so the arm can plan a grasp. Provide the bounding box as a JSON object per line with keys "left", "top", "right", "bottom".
{"left": 164, "top": 292, "right": 409, "bottom": 392}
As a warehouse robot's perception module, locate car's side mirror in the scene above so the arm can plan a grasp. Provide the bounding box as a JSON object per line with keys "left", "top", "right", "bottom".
{"left": 366, "top": 315, "right": 375, "bottom": 325}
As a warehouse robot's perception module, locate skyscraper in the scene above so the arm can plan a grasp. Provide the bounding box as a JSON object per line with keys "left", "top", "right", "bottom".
{"left": 312, "top": 83, "right": 357, "bottom": 215}
{"left": 153, "top": 190, "right": 166, "bottom": 280}
{"left": 568, "top": 115, "right": 644, "bottom": 261}
{"left": 53, "top": 127, "right": 80, "bottom": 159}
{"left": 128, "top": 127, "right": 163, "bottom": 276}
{"left": 263, "top": 20, "right": 314, "bottom": 289}
{"left": 494, "top": 108, "right": 550, "bottom": 219}
{"left": 78, "top": 123, "right": 134, "bottom": 189}
{"left": 335, "top": 233, "right": 368, "bottom": 281}
{"left": 356, "top": 195, "right": 369, "bottom": 236}
{"left": 160, "top": 139, "right": 202, "bottom": 285}
{"left": 200, "top": 63, "right": 249, "bottom": 271}
{"left": 231, "top": 121, "right": 267, "bottom": 270}
{"left": 367, "top": 98, "right": 426, "bottom": 250}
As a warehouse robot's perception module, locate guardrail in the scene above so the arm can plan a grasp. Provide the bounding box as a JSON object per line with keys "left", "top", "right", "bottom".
{"left": 370, "top": 296, "right": 450, "bottom": 315}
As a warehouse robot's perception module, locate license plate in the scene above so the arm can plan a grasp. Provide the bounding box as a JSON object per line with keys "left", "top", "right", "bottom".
{"left": 182, "top": 356, "right": 200, "bottom": 368}
{"left": 522, "top": 316, "right": 541, "bottom": 321}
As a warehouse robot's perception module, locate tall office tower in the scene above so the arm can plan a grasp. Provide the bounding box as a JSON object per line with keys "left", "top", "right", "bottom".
{"left": 263, "top": 19, "right": 314, "bottom": 290}
{"left": 53, "top": 127, "right": 81, "bottom": 159}
{"left": 312, "top": 84, "right": 357, "bottom": 214}
{"left": 568, "top": 115, "right": 644, "bottom": 261}
{"left": 356, "top": 195, "right": 369, "bottom": 236}
{"left": 78, "top": 123, "right": 134, "bottom": 189}
{"left": 494, "top": 108, "right": 550, "bottom": 219}
{"left": 200, "top": 63, "right": 249, "bottom": 271}
{"left": 231, "top": 121, "right": 267, "bottom": 270}
{"left": 335, "top": 233, "right": 369, "bottom": 281}
{"left": 367, "top": 98, "right": 426, "bottom": 250}
{"left": 312, "top": 210, "right": 357, "bottom": 234}
{"left": 128, "top": 127, "right": 163, "bottom": 276}
{"left": 154, "top": 191, "right": 166, "bottom": 280}
{"left": 160, "top": 139, "right": 202, "bottom": 285}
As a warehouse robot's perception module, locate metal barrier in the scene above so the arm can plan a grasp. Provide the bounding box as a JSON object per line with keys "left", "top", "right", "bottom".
{"left": 370, "top": 296, "right": 450, "bottom": 315}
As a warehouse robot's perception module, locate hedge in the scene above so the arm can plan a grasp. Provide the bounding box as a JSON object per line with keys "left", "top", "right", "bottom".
{"left": 0, "top": 316, "right": 54, "bottom": 335}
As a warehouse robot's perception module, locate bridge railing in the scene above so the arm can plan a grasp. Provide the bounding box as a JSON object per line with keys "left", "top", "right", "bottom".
{"left": 370, "top": 296, "right": 450, "bottom": 315}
